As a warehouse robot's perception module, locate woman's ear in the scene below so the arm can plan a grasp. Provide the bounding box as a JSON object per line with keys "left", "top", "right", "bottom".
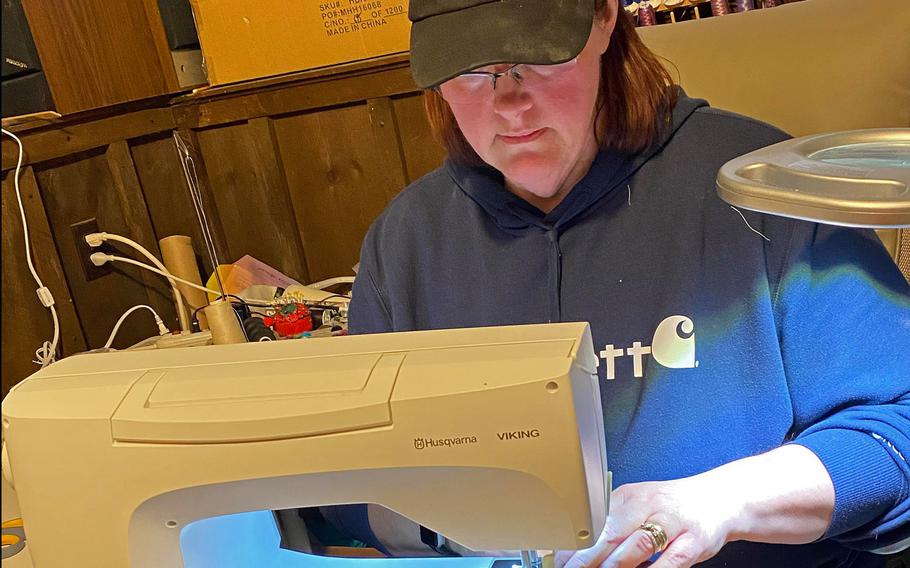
{"left": 594, "top": 0, "right": 618, "bottom": 54}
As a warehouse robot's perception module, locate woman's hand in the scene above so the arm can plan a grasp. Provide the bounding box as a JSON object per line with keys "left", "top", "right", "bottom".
{"left": 554, "top": 444, "right": 835, "bottom": 568}
{"left": 554, "top": 475, "right": 734, "bottom": 568}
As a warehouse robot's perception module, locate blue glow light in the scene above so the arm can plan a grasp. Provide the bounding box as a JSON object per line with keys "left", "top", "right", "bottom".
{"left": 181, "top": 510, "right": 502, "bottom": 568}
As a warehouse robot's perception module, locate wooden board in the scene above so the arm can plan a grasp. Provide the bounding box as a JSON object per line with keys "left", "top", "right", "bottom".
{"left": 391, "top": 93, "right": 447, "bottom": 183}
{"left": 1, "top": 167, "right": 86, "bottom": 396}
{"left": 172, "top": 54, "right": 411, "bottom": 102}
{"left": 194, "top": 120, "right": 310, "bottom": 284}
{"left": 272, "top": 99, "right": 408, "bottom": 280}
{"left": 35, "top": 151, "right": 176, "bottom": 348}
{"left": 104, "top": 140, "right": 178, "bottom": 328}
{"left": 1, "top": 108, "right": 175, "bottom": 171}
{"left": 130, "top": 133, "right": 213, "bottom": 275}
{"left": 173, "top": 65, "right": 419, "bottom": 130}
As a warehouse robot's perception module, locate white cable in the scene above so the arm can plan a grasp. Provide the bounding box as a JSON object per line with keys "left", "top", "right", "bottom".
{"left": 103, "top": 304, "right": 170, "bottom": 349}
{"left": 91, "top": 253, "right": 222, "bottom": 296}
{"left": 2, "top": 127, "right": 59, "bottom": 368}
{"left": 730, "top": 206, "right": 771, "bottom": 242}
{"left": 85, "top": 232, "right": 190, "bottom": 332}
{"left": 307, "top": 276, "right": 355, "bottom": 290}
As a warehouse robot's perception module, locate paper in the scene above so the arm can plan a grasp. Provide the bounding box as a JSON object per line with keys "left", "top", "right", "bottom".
{"left": 223, "top": 255, "right": 301, "bottom": 295}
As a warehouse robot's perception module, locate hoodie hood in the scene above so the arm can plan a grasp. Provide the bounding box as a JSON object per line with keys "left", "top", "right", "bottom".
{"left": 445, "top": 91, "right": 709, "bottom": 233}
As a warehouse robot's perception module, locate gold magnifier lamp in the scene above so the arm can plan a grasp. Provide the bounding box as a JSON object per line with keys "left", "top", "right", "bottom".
{"left": 717, "top": 128, "right": 910, "bottom": 228}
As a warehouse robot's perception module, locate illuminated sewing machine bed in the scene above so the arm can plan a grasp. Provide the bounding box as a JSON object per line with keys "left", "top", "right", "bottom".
{"left": 182, "top": 510, "right": 513, "bottom": 567}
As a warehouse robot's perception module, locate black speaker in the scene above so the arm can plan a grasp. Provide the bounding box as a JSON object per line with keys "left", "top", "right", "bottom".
{"left": 2, "top": 0, "right": 43, "bottom": 79}
{"left": 1, "top": 70, "right": 54, "bottom": 117}
{"left": 157, "top": 0, "right": 200, "bottom": 50}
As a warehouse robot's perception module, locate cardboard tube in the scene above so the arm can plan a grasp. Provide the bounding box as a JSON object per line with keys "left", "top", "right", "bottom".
{"left": 203, "top": 300, "right": 246, "bottom": 345}
{"left": 159, "top": 235, "right": 210, "bottom": 329}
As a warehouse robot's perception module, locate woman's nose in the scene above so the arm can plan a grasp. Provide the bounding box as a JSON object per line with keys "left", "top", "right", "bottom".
{"left": 491, "top": 80, "right": 533, "bottom": 118}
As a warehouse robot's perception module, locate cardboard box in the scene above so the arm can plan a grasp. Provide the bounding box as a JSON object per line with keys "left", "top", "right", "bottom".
{"left": 189, "top": 0, "right": 411, "bottom": 86}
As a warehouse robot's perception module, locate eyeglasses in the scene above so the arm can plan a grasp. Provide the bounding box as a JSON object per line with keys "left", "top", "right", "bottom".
{"left": 437, "top": 58, "right": 579, "bottom": 104}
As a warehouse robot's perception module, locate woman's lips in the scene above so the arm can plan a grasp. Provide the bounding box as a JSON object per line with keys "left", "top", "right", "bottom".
{"left": 499, "top": 128, "right": 546, "bottom": 144}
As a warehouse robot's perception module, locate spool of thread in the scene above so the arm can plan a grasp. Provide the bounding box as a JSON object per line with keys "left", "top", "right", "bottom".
{"left": 732, "top": 0, "right": 755, "bottom": 11}
{"left": 203, "top": 300, "right": 246, "bottom": 345}
{"left": 710, "top": 0, "right": 731, "bottom": 16}
{"left": 637, "top": 1, "right": 657, "bottom": 25}
{"left": 159, "top": 235, "right": 210, "bottom": 329}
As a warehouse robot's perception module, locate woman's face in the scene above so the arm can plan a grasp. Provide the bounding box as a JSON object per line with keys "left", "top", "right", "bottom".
{"left": 443, "top": 13, "right": 616, "bottom": 212}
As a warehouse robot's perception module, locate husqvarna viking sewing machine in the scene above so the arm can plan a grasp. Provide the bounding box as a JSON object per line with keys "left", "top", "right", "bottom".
{"left": 1, "top": 323, "right": 609, "bottom": 567}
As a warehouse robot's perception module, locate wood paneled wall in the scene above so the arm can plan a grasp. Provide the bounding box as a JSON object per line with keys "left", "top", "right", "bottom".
{"left": 1, "top": 55, "right": 445, "bottom": 396}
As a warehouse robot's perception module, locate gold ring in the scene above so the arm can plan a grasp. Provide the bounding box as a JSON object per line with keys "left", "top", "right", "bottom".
{"left": 639, "top": 521, "right": 669, "bottom": 553}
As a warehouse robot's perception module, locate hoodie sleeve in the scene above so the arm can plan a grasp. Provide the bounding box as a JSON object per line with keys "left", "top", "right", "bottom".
{"left": 770, "top": 220, "right": 910, "bottom": 551}
{"left": 348, "top": 224, "right": 394, "bottom": 335}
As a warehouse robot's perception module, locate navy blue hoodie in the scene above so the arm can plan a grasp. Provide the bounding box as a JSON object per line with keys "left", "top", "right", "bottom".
{"left": 348, "top": 95, "right": 910, "bottom": 566}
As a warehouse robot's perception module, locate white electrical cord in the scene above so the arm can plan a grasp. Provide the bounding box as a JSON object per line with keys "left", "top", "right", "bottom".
{"left": 90, "top": 253, "right": 221, "bottom": 297}
{"left": 307, "top": 276, "right": 355, "bottom": 290}
{"left": 103, "top": 304, "right": 170, "bottom": 349}
{"left": 85, "top": 232, "right": 190, "bottom": 332}
{"left": 2, "top": 127, "right": 59, "bottom": 367}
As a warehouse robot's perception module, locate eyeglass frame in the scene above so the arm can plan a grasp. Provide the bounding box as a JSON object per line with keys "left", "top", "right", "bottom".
{"left": 456, "top": 64, "right": 525, "bottom": 91}
{"left": 433, "top": 58, "right": 580, "bottom": 96}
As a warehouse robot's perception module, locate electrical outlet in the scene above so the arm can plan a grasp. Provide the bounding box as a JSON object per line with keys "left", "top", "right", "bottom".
{"left": 70, "top": 218, "right": 112, "bottom": 281}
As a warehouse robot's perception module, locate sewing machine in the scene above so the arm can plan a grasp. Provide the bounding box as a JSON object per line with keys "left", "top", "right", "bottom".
{"left": 1, "top": 322, "right": 608, "bottom": 568}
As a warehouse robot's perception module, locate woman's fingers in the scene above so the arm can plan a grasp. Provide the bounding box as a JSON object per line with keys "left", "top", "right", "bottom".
{"left": 598, "top": 526, "right": 663, "bottom": 568}
{"left": 558, "top": 523, "right": 620, "bottom": 568}
{"left": 648, "top": 533, "right": 702, "bottom": 568}
{"left": 561, "top": 546, "right": 609, "bottom": 568}
{"left": 554, "top": 479, "right": 728, "bottom": 568}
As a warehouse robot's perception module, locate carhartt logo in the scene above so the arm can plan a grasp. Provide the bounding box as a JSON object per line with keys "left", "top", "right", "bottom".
{"left": 600, "top": 315, "right": 697, "bottom": 380}
{"left": 497, "top": 429, "right": 540, "bottom": 441}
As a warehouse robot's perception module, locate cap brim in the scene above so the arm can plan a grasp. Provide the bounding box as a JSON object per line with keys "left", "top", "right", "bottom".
{"left": 409, "top": 0, "right": 596, "bottom": 89}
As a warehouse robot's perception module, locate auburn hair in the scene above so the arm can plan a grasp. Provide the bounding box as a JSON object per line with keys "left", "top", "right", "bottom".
{"left": 423, "top": 1, "right": 677, "bottom": 166}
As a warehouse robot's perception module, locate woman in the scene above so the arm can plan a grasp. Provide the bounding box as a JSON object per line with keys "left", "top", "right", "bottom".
{"left": 347, "top": 0, "right": 910, "bottom": 566}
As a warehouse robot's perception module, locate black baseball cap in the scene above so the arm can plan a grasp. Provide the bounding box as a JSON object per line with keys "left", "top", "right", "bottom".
{"left": 408, "top": 0, "right": 597, "bottom": 88}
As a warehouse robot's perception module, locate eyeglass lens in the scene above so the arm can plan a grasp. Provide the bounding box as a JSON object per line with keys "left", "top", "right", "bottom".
{"left": 438, "top": 59, "right": 577, "bottom": 103}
